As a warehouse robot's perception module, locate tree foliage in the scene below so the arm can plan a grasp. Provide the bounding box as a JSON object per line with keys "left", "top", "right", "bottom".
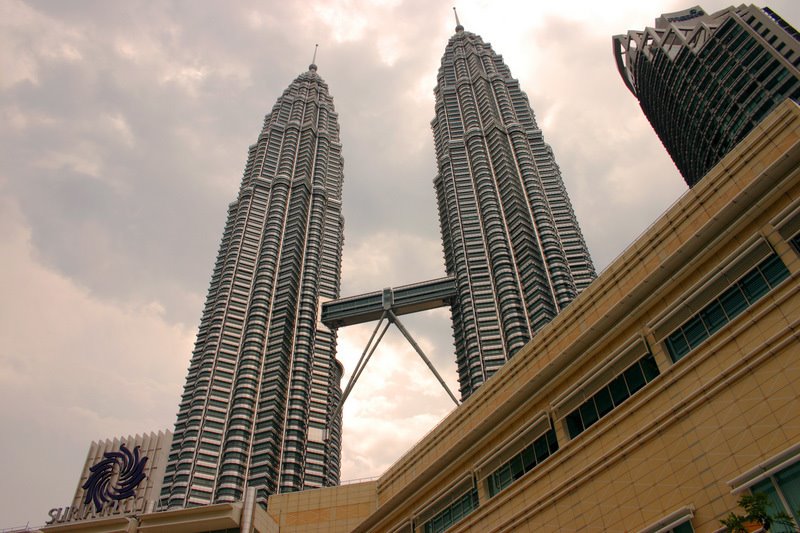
{"left": 720, "top": 493, "right": 797, "bottom": 532}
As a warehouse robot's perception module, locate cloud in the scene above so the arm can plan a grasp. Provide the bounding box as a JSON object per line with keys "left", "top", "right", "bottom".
{"left": 0, "top": 189, "right": 193, "bottom": 523}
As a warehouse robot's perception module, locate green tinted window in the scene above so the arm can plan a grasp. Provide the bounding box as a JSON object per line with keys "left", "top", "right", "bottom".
{"left": 665, "top": 253, "right": 789, "bottom": 362}
{"left": 424, "top": 489, "right": 479, "bottom": 533}
{"left": 487, "top": 429, "right": 559, "bottom": 497}
{"left": 565, "top": 354, "right": 660, "bottom": 439}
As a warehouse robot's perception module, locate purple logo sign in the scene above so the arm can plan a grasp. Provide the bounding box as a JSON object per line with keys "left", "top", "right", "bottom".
{"left": 82, "top": 443, "right": 148, "bottom": 512}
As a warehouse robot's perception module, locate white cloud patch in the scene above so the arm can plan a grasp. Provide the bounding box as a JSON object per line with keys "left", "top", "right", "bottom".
{"left": 342, "top": 230, "right": 444, "bottom": 293}
{"left": 37, "top": 143, "right": 103, "bottom": 179}
{"left": 106, "top": 112, "right": 136, "bottom": 148}
{"left": 0, "top": 0, "right": 86, "bottom": 88}
{"left": 0, "top": 190, "right": 193, "bottom": 523}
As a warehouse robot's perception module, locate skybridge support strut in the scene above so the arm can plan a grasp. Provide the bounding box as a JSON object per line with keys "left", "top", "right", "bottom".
{"left": 325, "top": 287, "right": 460, "bottom": 441}
{"left": 387, "top": 310, "right": 459, "bottom": 406}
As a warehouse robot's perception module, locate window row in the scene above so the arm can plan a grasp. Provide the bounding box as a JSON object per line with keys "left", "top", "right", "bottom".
{"left": 664, "top": 253, "right": 789, "bottom": 362}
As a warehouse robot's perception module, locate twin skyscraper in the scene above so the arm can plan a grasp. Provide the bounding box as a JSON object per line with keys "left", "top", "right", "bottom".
{"left": 160, "top": 18, "right": 595, "bottom": 508}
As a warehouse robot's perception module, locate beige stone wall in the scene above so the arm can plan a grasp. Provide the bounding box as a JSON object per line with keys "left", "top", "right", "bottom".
{"left": 266, "top": 481, "right": 378, "bottom": 533}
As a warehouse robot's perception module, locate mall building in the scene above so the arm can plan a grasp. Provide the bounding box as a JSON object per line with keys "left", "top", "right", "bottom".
{"left": 37, "top": 97, "right": 800, "bottom": 533}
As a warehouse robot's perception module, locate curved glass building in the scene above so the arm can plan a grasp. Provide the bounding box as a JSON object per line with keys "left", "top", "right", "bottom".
{"left": 160, "top": 64, "right": 345, "bottom": 508}
{"left": 614, "top": 5, "right": 800, "bottom": 187}
{"left": 432, "top": 22, "right": 596, "bottom": 399}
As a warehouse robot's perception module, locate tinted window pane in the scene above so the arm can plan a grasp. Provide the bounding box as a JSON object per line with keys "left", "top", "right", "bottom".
{"left": 521, "top": 445, "right": 535, "bottom": 471}
{"left": 666, "top": 332, "right": 690, "bottom": 361}
{"left": 510, "top": 455, "right": 524, "bottom": 480}
{"left": 640, "top": 354, "right": 661, "bottom": 382}
{"left": 546, "top": 429, "right": 559, "bottom": 454}
{"left": 579, "top": 400, "right": 599, "bottom": 429}
{"left": 719, "top": 286, "right": 748, "bottom": 319}
{"left": 750, "top": 478, "right": 790, "bottom": 533}
{"left": 623, "top": 362, "right": 646, "bottom": 393}
{"left": 791, "top": 234, "right": 800, "bottom": 254}
{"left": 594, "top": 387, "right": 614, "bottom": 416}
{"left": 740, "top": 269, "right": 769, "bottom": 302}
{"left": 498, "top": 464, "right": 512, "bottom": 487}
{"left": 664, "top": 254, "right": 789, "bottom": 362}
{"left": 700, "top": 300, "right": 728, "bottom": 334}
{"left": 566, "top": 411, "right": 583, "bottom": 438}
{"left": 683, "top": 315, "right": 709, "bottom": 348}
{"left": 760, "top": 254, "right": 790, "bottom": 287}
{"left": 488, "top": 476, "right": 497, "bottom": 497}
{"left": 672, "top": 521, "right": 695, "bottom": 533}
{"left": 488, "top": 430, "right": 556, "bottom": 498}
{"left": 609, "top": 374, "right": 629, "bottom": 405}
{"left": 533, "top": 436, "right": 549, "bottom": 464}
{"left": 451, "top": 500, "right": 462, "bottom": 521}
{"left": 776, "top": 461, "right": 800, "bottom": 524}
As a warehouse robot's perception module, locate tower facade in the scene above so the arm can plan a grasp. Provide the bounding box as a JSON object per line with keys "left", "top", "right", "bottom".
{"left": 432, "top": 23, "right": 596, "bottom": 400}
{"left": 161, "top": 64, "right": 345, "bottom": 508}
{"left": 614, "top": 5, "right": 800, "bottom": 187}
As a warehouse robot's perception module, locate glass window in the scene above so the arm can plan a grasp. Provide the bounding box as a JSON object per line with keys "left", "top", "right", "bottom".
{"left": 623, "top": 362, "right": 646, "bottom": 393}
{"left": 533, "top": 437, "right": 549, "bottom": 464}
{"left": 609, "top": 374, "right": 630, "bottom": 406}
{"left": 665, "top": 253, "right": 789, "bottom": 362}
{"left": 665, "top": 332, "right": 691, "bottom": 362}
{"left": 640, "top": 354, "right": 661, "bottom": 382}
{"left": 510, "top": 455, "right": 525, "bottom": 480}
{"left": 750, "top": 461, "right": 800, "bottom": 532}
{"left": 761, "top": 254, "right": 791, "bottom": 286}
{"left": 580, "top": 400, "right": 600, "bottom": 429}
{"left": 487, "top": 429, "right": 559, "bottom": 496}
{"left": 424, "top": 489, "right": 479, "bottom": 533}
{"left": 700, "top": 300, "right": 728, "bottom": 335}
{"left": 775, "top": 462, "right": 800, "bottom": 525}
{"left": 719, "top": 285, "right": 750, "bottom": 318}
{"left": 594, "top": 388, "right": 614, "bottom": 417}
{"left": 565, "top": 353, "right": 659, "bottom": 440}
{"left": 520, "top": 445, "right": 536, "bottom": 471}
{"left": 683, "top": 315, "right": 709, "bottom": 348}
{"left": 790, "top": 234, "right": 800, "bottom": 254}
{"left": 741, "top": 269, "right": 770, "bottom": 302}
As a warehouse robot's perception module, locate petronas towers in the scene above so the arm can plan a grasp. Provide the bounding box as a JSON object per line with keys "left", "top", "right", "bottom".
{"left": 161, "top": 19, "right": 594, "bottom": 507}
{"left": 434, "top": 22, "right": 595, "bottom": 398}
{"left": 161, "top": 63, "right": 344, "bottom": 508}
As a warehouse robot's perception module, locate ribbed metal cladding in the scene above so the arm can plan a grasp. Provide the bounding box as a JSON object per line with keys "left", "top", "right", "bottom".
{"left": 613, "top": 5, "right": 800, "bottom": 187}
{"left": 432, "top": 26, "right": 596, "bottom": 400}
{"left": 161, "top": 66, "right": 344, "bottom": 509}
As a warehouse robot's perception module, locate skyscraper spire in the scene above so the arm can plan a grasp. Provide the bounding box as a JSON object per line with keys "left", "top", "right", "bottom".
{"left": 453, "top": 6, "right": 464, "bottom": 32}
{"left": 310, "top": 43, "right": 318, "bottom": 71}
{"left": 161, "top": 65, "right": 345, "bottom": 508}
{"left": 432, "top": 24, "right": 595, "bottom": 399}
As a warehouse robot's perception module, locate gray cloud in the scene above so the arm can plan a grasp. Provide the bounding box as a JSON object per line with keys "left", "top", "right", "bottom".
{"left": 2, "top": 0, "right": 799, "bottom": 526}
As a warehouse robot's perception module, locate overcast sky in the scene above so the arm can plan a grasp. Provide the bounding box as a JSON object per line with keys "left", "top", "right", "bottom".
{"left": 3, "top": 0, "right": 799, "bottom": 526}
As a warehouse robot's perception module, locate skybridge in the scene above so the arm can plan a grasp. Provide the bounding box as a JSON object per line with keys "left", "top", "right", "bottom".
{"left": 321, "top": 277, "right": 461, "bottom": 439}
{"left": 321, "top": 276, "right": 457, "bottom": 328}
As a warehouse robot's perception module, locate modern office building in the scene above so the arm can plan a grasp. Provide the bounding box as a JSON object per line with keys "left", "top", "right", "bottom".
{"left": 159, "top": 63, "right": 346, "bottom": 509}
{"left": 614, "top": 4, "right": 800, "bottom": 187}
{"left": 432, "top": 21, "right": 596, "bottom": 398}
